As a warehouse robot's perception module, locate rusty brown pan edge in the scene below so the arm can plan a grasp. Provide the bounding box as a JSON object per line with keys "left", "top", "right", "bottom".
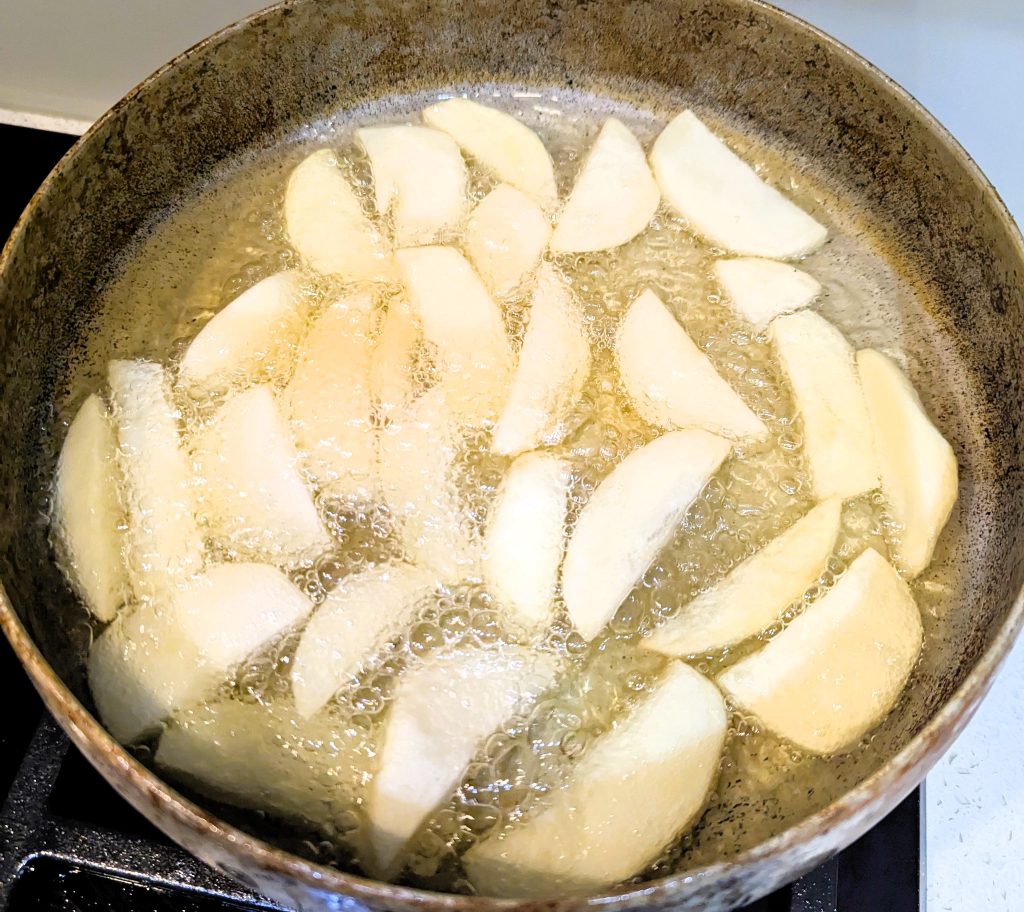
{"left": 1, "top": 0, "right": 1023, "bottom": 908}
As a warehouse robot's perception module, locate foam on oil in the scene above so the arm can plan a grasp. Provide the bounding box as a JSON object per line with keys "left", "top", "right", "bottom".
{"left": 52, "top": 86, "right": 961, "bottom": 892}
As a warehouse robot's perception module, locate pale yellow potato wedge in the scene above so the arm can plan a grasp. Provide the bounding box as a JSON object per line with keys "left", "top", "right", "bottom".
{"left": 771, "top": 311, "right": 878, "bottom": 500}
{"left": 286, "top": 294, "right": 377, "bottom": 502}
{"left": 857, "top": 349, "right": 958, "bottom": 577}
{"left": 88, "top": 601, "right": 220, "bottom": 744}
{"left": 714, "top": 257, "right": 821, "bottom": 330}
{"left": 464, "top": 662, "right": 727, "bottom": 897}
{"left": 492, "top": 263, "right": 591, "bottom": 455}
{"left": 644, "top": 498, "right": 842, "bottom": 656}
{"left": 157, "top": 697, "right": 363, "bottom": 837}
{"left": 194, "top": 386, "right": 329, "bottom": 564}
{"left": 394, "top": 246, "right": 507, "bottom": 365}
{"left": 719, "top": 547, "right": 922, "bottom": 754}
{"left": 370, "top": 299, "right": 421, "bottom": 418}
{"left": 650, "top": 110, "right": 826, "bottom": 259}
{"left": 173, "top": 562, "right": 313, "bottom": 672}
{"left": 53, "top": 394, "right": 127, "bottom": 622}
{"left": 615, "top": 289, "right": 767, "bottom": 440}
{"left": 108, "top": 360, "right": 202, "bottom": 599}
{"left": 550, "top": 118, "right": 659, "bottom": 253}
{"left": 367, "top": 646, "right": 559, "bottom": 877}
{"left": 466, "top": 184, "right": 550, "bottom": 297}
{"left": 484, "top": 452, "right": 569, "bottom": 632}
{"left": 562, "top": 430, "right": 732, "bottom": 641}
{"left": 378, "top": 384, "right": 480, "bottom": 579}
{"left": 291, "top": 564, "right": 441, "bottom": 719}
{"left": 284, "top": 149, "right": 392, "bottom": 281}
{"left": 178, "top": 270, "right": 305, "bottom": 391}
{"left": 90, "top": 562, "right": 312, "bottom": 744}
{"left": 422, "top": 98, "right": 557, "bottom": 206}
{"left": 396, "top": 245, "right": 512, "bottom": 423}
{"left": 356, "top": 125, "right": 467, "bottom": 245}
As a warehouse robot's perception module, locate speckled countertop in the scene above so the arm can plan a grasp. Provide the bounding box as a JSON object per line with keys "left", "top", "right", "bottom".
{"left": 1, "top": 2, "right": 1022, "bottom": 909}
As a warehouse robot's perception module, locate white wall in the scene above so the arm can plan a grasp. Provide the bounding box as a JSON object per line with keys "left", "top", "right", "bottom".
{"left": 0, "top": 0, "right": 275, "bottom": 131}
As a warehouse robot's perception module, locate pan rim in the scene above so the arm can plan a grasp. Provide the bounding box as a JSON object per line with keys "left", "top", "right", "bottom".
{"left": 1, "top": 0, "right": 1023, "bottom": 907}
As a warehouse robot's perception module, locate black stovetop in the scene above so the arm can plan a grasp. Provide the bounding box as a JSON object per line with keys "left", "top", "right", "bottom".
{"left": 0, "top": 123, "right": 922, "bottom": 912}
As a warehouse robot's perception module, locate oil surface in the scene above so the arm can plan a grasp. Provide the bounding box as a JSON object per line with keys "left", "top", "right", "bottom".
{"left": 52, "top": 87, "right": 965, "bottom": 893}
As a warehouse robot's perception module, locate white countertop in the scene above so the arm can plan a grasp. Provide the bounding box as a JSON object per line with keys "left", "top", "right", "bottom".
{"left": 1, "top": 3, "right": 1022, "bottom": 909}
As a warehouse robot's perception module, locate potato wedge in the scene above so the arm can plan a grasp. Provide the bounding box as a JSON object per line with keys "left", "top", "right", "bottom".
{"left": 173, "top": 562, "right": 313, "bottom": 672}
{"left": 650, "top": 110, "right": 826, "bottom": 259}
{"left": 615, "top": 289, "right": 767, "bottom": 440}
{"left": 284, "top": 149, "right": 392, "bottom": 281}
{"left": 178, "top": 270, "right": 305, "bottom": 391}
{"left": 378, "top": 384, "right": 480, "bottom": 579}
{"left": 422, "top": 98, "right": 557, "bottom": 206}
{"left": 492, "top": 263, "right": 591, "bottom": 455}
{"left": 643, "top": 498, "right": 842, "bottom": 656}
{"left": 394, "top": 246, "right": 509, "bottom": 369}
{"left": 89, "top": 562, "right": 311, "bottom": 743}
{"left": 370, "top": 299, "right": 421, "bottom": 418}
{"left": 857, "top": 349, "right": 958, "bottom": 577}
{"left": 157, "top": 697, "right": 363, "bottom": 838}
{"left": 291, "top": 564, "right": 441, "bottom": 719}
{"left": 53, "top": 394, "right": 127, "bottom": 622}
{"left": 286, "top": 294, "right": 377, "bottom": 502}
{"left": 396, "top": 245, "right": 512, "bottom": 422}
{"left": 550, "top": 118, "right": 659, "bottom": 253}
{"left": 356, "top": 125, "right": 467, "bottom": 245}
{"left": 771, "top": 311, "right": 878, "bottom": 500}
{"left": 464, "top": 662, "right": 727, "bottom": 897}
{"left": 484, "top": 453, "right": 569, "bottom": 632}
{"left": 714, "top": 257, "right": 821, "bottom": 329}
{"left": 108, "top": 360, "right": 202, "bottom": 599}
{"left": 466, "top": 184, "right": 550, "bottom": 297}
{"left": 194, "top": 386, "right": 329, "bottom": 563}
{"left": 88, "top": 601, "right": 220, "bottom": 744}
{"left": 562, "top": 430, "right": 732, "bottom": 641}
{"left": 367, "top": 646, "right": 558, "bottom": 877}
{"left": 719, "top": 547, "right": 922, "bottom": 754}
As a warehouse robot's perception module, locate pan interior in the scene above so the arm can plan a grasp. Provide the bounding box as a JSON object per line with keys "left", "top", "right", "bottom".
{"left": 41, "top": 83, "right": 983, "bottom": 889}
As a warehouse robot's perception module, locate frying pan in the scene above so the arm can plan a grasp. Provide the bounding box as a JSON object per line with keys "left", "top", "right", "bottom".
{"left": 1, "top": 0, "right": 1022, "bottom": 909}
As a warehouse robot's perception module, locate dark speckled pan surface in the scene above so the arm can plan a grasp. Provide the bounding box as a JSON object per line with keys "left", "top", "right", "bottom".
{"left": 1, "top": 1, "right": 1023, "bottom": 910}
